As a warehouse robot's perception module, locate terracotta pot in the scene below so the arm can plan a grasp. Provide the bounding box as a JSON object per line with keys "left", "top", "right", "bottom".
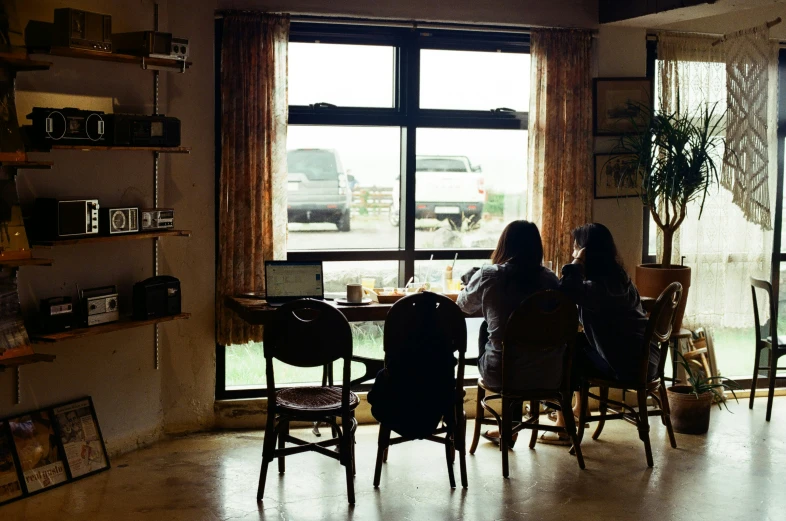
{"left": 667, "top": 385, "right": 713, "bottom": 434}
{"left": 635, "top": 264, "right": 691, "bottom": 330}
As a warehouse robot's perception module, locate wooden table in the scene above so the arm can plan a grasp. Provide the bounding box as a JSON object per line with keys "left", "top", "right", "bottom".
{"left": 225, "top": 296, "right": 482, "bottom": 388}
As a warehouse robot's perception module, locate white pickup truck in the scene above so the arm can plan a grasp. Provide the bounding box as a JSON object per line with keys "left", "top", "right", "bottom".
{"left": 390, "top": 155, "right": 485, "bottom": 228}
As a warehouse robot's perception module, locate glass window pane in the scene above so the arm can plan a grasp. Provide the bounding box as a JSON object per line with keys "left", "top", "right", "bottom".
{"left": 289, "top": 42, "right": 395, "bottom": 108}
{"left": 287, "top": 126, "right": 401, "bottom": 250}
{"left": 414, "top": 128, "right": 527, "bottom": 249}
{"left": 420, "top": 49, "right": 530, "bottom": 111}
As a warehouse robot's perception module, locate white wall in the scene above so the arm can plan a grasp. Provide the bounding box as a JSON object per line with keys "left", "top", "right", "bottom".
{"left": 592, "top": 26, "right": 648, "bottom": 279}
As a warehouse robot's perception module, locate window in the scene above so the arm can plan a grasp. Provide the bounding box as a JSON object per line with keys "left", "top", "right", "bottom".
{"left": 218, "top": 23, "right": 531, "bottom": 397}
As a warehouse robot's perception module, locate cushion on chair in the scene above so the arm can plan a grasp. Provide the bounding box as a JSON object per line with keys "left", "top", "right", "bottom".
{"left": 276, "top": 386, "right": 359, "bottom": 413}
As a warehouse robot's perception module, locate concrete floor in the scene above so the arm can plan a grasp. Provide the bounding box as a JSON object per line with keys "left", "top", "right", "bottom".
{"left": 3, "top": 397, "right": 786, "bottom": 521}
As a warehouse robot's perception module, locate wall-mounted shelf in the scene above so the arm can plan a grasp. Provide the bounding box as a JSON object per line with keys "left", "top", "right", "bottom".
{"left": 32, "top": 229, "right": 192, "bottom": 247}
{"left": 0, "top": 353, "right": 56, "bottom": 370}
{"left": 30, "top": 143, "right": 191, "bottom": 154}
{"left": 29, "top": 46, "right": 191, "bottom": 71}
{"left": 0, "top": 160, "right": 54, "bottom": 169}
{"left": 0, "top": 257, "right": 53, "bottom": 268}
{"left": 31, "top": 313, "right": 191, "bottom": 344}
{"left": 0, "top": 52, "right": 52, "bottom": 71}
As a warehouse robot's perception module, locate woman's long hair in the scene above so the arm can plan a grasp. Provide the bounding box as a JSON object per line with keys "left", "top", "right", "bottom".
{"left": 572, "top": 223, "right": 629, "bottom": 284}
{"left": 491, "top": 220, "right": 544, "bottom": 270}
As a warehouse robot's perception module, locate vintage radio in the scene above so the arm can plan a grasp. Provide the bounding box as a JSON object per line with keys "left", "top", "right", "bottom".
{"left": 80, "top": 285, "right": 119, "bottom": 326}
{"left": 52, "top": 8, "right": 112, "bottom": 52}
{"left": 133, "top": 276, "right": 181, "bottom": 320}
{"left": 141, "top": 208, "right": 174, "bottom": 230}
{"left": 105, "top": 114, "right": 180, "bottom": 147}
{"left": 27, "top": 107, "right": 106, "bottom": 146}
{"left": 38, "top": 296, "right": 75, "bottom": 334}
{"left": 100, "top": 207, "right": 139, "bottom": 235}
{"left": 111, "top": 31, "right": 189, "bottom": 61}
{"left": 33, "top": 198, "right": 99, "bottom": 239}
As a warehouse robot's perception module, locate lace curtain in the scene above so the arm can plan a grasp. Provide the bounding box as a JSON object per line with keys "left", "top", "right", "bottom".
{"left": 216, "top": 13, "right": 289, "bottom": 345}
{"left": 656, "top": 32, "right": 776, "bottom": 330}
{"left": 527, "top": 29, "right": 593, "bottom": 271}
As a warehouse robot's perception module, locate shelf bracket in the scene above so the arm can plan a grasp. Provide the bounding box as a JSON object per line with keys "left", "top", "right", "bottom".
{"left": 15, "top": 366, "right": 20, "bottom": 404}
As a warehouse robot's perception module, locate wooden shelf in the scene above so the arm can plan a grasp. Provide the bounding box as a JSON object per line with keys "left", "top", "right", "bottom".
{"left": 0, "top": 51, "right": 52, "bottom": 71}
{"left": 0, "top": 257, "right": 53, "bottom": 267}
{"left": 0, "top": 353, "right": 56, "bottom": 370}
{"left": 0, "top": 161, "right": 53, "bottom": 170}
{"left": 32, "top": 229, "right": 192, "bottom": 247}
{"left": 40, "top": 144, "right": 191, "bottom": 153}
{"left": 31, "top": 313, "right": 191, "bottom": 343}
{"left": 29, "top": 46, "right": 191, "bottom": 70}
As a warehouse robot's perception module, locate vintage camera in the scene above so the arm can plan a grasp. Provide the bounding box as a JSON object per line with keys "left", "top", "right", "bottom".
{"left": 112, "top": 31, "right": 189, "bottom": 61}
{"left": 80, "top": 285, "right": 119, "bottom": 326}
{"left": 27, "top": 107, "right": 106, "bottom": 146}
{"left": 33, "top": 198, "right": 100, "bottom": 239}
{"left": 140, "top": 208, "right": 174, "bottom": 230}
{"left": 38, "top": 296, "right": 75, "bottom": 334}
{"left": 133, "top": 276, "right": 181, "bottom": 320}
{"left": 105, "top": 114, "right": 180, "bottom": 147}
{"left": 100, "top": 207, "right": 139, "bottom": 235}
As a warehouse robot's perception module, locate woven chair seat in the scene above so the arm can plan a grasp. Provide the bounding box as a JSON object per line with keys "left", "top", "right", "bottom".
{"left": 276, "top": 386, "right": 359, "bottom": 413}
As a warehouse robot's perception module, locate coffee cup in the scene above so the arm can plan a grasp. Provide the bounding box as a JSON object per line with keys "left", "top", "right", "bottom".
{"left": 346, "top": 283, "right": 363, "bottom": 303}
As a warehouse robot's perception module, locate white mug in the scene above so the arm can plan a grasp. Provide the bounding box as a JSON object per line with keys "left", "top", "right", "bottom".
{"left": 346, "top": 283, "right": 363, "bottom": 303}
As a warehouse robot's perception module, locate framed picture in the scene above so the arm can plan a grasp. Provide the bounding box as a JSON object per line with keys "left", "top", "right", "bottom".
{"left": 0, "top": 421, "right": 24, "bottom": 505}
{"left": 594, "top": 154, "right": 640, "bottom": 199}
{"left": 51, "top": 397, "right": 110, "bottom": 481}
{"left": 593, "top": 77, "right": 652, "bottom": 135}
{"left": 7, "top": 410, "right": 68, "bottom": 494}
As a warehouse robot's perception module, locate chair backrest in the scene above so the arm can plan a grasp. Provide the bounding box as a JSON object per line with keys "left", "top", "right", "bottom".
{"left": 750, "top": 276, "right": 775, "bottom": 347}
{"left": 264, "top": 298, "right": 353, "bottom": 390}
{"left": 642, "top": 282, "right": 683, "bottom": 383}
{"left": 501, "top": 290, "right": 579, "bottom": 394}
{"left": 384, "top": 291, "right": 467, "bottom": 373}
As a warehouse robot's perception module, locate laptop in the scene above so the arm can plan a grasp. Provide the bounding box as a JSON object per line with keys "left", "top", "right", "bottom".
{"left": 264, "top": 260, "right": 325, "bottom": 306}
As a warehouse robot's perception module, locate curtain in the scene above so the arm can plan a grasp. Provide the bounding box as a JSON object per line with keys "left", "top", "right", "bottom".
{"left": 721, "top": 24, "right": 773, "bottom": 230}
{"left": 216, "top": 13, "right": 289, "bottom": 346}
{"left": 656, "top": 32, "right": 775, "bottom": 330}
{"left": 527, "top": 29, "right": 593, "bottom": 271}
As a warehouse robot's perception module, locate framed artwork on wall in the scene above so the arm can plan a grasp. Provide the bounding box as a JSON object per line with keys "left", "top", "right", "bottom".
{"left": 7, "top": 410, "right": 68, "bottom": 495}
{"left": 594, "top": 154, "right": 640, "bottom": 199}
{"left": 593, "top": 77, "right": 652, "bottom": 135}
{"left": 0, "top": 421, "right": 24, "bottom": 506}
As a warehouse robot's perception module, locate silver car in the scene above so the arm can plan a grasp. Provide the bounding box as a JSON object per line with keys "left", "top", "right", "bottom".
{"left": 287, "top": 149, "right": 352, "bottom": 232}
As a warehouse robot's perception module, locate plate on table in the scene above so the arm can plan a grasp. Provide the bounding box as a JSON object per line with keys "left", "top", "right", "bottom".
{"left": 336, "top": 298, "right": 372, "bottom": 306}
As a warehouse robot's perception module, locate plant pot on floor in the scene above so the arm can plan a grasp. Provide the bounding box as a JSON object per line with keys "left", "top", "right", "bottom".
{"left": 667, "top": 385, "right": 713, "bottom": 434}
{"left": 636, "top": 264, "right": 691, "bottom": 330}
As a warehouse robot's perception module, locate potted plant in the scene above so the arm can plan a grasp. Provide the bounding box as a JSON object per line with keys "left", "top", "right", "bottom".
{"left": 667, "top": 352, "right": 740, "bottom": 434}
{"left": 614, "top": 100, "right": 725, "bottom": 329}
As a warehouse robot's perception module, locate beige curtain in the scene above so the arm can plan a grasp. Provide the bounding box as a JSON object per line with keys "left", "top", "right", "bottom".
{"left": 527, "top": 29, "right": 593, "bottom": 270}
{"left": 216, "top": 12, "right": 289, "bottom": 346}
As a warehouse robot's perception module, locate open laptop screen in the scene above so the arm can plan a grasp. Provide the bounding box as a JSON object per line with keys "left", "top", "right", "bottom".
{"left": 265, "top": 261, "right": 324, "bottom": 301}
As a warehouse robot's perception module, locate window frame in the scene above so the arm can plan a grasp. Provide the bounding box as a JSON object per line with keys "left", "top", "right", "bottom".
{"left": 216, "top": 21, "right": 531, "bottom": 399}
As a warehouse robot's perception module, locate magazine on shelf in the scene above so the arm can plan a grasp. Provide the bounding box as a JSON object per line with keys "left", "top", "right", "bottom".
{"left": 8, "top": 411, "right": 67, "bottom": 493}
{"left": 53, "top": 398, "right": 109, "bottom": 478}
{"left": 0, "top": 422, "right": 23, "bottom": 504}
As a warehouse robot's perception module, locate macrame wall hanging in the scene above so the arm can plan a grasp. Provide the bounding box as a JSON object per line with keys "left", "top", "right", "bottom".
{"left": 715, "top": 18, "right": 780, "bottom": 231}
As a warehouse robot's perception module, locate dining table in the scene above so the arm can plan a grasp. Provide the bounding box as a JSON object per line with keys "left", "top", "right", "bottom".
{"left": 225, "top": 295, "right": 484, "bottom": 388}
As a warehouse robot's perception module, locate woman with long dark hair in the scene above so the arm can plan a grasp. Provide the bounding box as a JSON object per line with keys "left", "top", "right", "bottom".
{"left": 560, "top": 222, "right": 650, "bottom": 382}
{"left": 457, "top": 220, "right": 558, "bottom": 442}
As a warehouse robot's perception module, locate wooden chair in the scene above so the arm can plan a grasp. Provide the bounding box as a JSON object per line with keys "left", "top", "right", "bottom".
{"left": 257, "top": 299, "right": 359, "bottom": 504}
{"left": 574, "top": 282, "right": 682, "bottom": 467}
{"left": 469, "top": 290, "right": 585, "bottom": 477}
{"left": 372, "top": 292, "right": 468, "bottom": 489}
{"left": 750, "top": 277, "right": 786, "bottom": 421}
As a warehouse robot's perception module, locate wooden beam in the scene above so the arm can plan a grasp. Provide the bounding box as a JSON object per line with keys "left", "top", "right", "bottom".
{"left": 600, "top": 0, "right": 717, "bottom": 24}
